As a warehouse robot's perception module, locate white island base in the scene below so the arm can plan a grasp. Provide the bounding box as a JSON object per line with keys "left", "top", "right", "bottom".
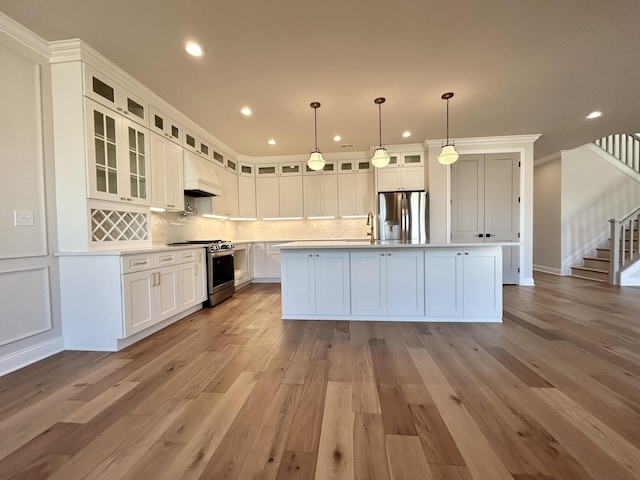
{"left": 280, "top": 241, "right": 505, "bottom": 322}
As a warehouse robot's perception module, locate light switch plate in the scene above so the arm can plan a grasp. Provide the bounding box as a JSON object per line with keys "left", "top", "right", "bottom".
{"left": 14, "top": 210, "right": 35, "bottom": 227}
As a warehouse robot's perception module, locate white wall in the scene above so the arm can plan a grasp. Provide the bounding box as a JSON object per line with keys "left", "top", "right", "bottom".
{"left": 0, "top": 15, "right": 64, "bottom": 375}
{"left": 560, "top": 144, "right": 640, "bottom": 274}
{"left": 533, "top": 155, "right": 562, "bottom": 273}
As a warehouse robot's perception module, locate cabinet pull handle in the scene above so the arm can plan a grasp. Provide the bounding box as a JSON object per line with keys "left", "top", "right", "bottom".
{"left": 156, "top": 272, "right": 161, "bottom": 285}
{"left": 131, "top": 260, "right": 148, "bottom": 266}
{"left": 195, "top": 264, "right": 198, "bottom": 275}
{"left": 151, "top": 272, "right": 156, "bottom": 286}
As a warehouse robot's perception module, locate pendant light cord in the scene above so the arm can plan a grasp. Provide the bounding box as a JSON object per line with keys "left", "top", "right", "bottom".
{"left": 378, "top": 102, "right": 383, "bottom": 148}
{"left": 314, "top": 106, "right": 318, "bottom": 151}
{"left": 445, "top": 98, "right": 450, "bottom": 144}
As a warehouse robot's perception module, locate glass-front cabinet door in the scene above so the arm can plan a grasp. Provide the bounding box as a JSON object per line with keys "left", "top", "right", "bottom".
{"left": 123, "top": 118, "right": 150, "bottom": 205}
{"left": 86, "top": 98, "right": 150, "bottom": 205}
{"left": 87, "top": 99, "right": 121, "bottom": 202}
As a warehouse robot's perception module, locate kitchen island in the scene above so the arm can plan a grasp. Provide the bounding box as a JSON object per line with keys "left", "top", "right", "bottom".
{"left": 280, "top": 241, "right": 510, "bottom": 322}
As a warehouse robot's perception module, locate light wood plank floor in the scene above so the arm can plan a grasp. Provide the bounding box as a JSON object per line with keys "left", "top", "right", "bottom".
{"left": 1, "top": 272, "right": 639, "bottom": 479}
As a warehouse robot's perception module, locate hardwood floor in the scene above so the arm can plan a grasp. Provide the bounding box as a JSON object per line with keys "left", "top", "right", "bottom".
{"left": 0, "top": 272, "right": 639, "bottom": 479}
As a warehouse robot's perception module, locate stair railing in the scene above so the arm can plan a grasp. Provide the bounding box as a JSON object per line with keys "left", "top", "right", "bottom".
{"left": 594, "top": 134, "right": 640, "bottom": 175}
{"left": 609, "top": 205, "right": 640, "bottom": 285}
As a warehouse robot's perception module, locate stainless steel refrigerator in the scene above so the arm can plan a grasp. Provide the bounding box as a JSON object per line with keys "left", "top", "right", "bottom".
{"left": 378, "top": 191, "right": 429, "bottom": 243}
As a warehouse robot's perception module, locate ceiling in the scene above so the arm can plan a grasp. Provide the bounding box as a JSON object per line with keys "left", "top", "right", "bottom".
{"left": 2, "top": 0, "right": 639, "bottom": 159}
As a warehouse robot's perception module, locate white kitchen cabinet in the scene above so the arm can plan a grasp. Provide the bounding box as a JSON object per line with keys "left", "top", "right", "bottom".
{"left": 85, "top": 98, "right": 150, "bottom": 206}
{"left": 150, "top": 106, "right": 182, "bottom": 145}
{"left": 281, "top": 250, "right": 350, "bottom": 316}
{"left": 350, "top": 250, "right": 387, "bottom": 316}
{"left": 425, "top": 248, "right": 502, "bottom": 318}
{"left": 252, "top": 242, "right": 282, "bottom": 281}
{"left": 59, "top": 247, "right": 206, "bottom": 351}
{"left": 150, "top": 132, "right": 184, "bottom": 211}
{"left": 123, "top": 261, "right": 178, "bottom": 337}
{"left": 208, "top": 166, "right": 238, "bottom": 217}
{"left": 84, "top": 64, "right": 148, "bottom": 127}
{"left": 256, "top": 176, "right": 280, "bottom": 218}
{"left": 177, "top": 248, "right": 205, "bottom": 310}
{"left": 303, "top": 169, "right": 338, "bottom": 217}
{"left": 338, "top": 159, "right": 374, "bottom": 217}
{"left": 376, "top": 151, "right": 425, "bottom": 192}
{"left": 183, "top": 129, "right": 211, "bottom": 159}
{"left": 350, "top": 249, "right": 424, "bottom": 316}
{"left": 237, "top": 167, "right": 256, "bottom": 218}
{"left": 255, "top": 163, "right": 303, "bottom": 219}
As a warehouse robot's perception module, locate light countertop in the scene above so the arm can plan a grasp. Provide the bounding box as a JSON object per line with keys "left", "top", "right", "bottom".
{"left": 278, "top": 240, "right": 521, "bottom": 250}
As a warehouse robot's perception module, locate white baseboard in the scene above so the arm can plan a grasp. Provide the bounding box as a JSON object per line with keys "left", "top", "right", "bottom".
{"left": 533, "top": 264, "right": 563, "bottom": 275}
{"left": 0, "top": 336, "right": 64, "bottom": 377}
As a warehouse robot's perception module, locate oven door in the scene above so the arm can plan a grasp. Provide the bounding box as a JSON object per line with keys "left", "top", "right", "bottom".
{"left": 208, "top": 251, "right": 235, "bottom": 294}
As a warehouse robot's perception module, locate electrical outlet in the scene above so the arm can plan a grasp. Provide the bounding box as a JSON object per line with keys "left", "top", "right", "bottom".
{"left": 14, "top": 210, "right": 35, "bottom": 227}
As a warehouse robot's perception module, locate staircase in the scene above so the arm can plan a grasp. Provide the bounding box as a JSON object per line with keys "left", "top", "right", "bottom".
{"left": 571, "top": 229, "right": 638, "bottom": 282}
{"left": 571, "top": 134, "right": 640, "bottom": 284}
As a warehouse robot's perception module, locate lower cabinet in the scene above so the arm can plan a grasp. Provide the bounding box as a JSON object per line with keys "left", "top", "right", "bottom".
{"left": 281, "top": 251, "right": 350, "bottom": 316}
{"left": 59, "top": 247, "right": 206, "bottom": 351}
{"left": 279, "top": 245, "right": 502, "bottom": 322}
{"left": 123, "top": 265, "right": 178, "bottom": 336}
{"left": 350, "top": 250, "right": 425, "bottom": 317}
{"left": 424, "top": 248, "right": 502, "bottom": 318}
{"left": 252, "top": 242, "right": 282, "bottom": 282}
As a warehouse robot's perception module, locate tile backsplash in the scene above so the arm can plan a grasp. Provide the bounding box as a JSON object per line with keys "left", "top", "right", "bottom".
{"left": 151, "top": 212, "right": 370, "bottom": 245}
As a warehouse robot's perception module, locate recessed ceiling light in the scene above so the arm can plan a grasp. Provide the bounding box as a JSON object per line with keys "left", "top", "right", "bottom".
{"left": 241, "top": 107, "right": 252, "bottom": 116}
{"left": 268, "top": 139, "right": 276, "bottom": 145}
{"left": 185, "top": 42, "right": 203, "bottom": 57}
{"left": 587, "top": 111, "right": 602, "bottom": 119}
{"left": 333, "top": 135, "right": 342, "bottom": 142}
{"left": 402, "top": 131, "right": 411, "bottom": 138}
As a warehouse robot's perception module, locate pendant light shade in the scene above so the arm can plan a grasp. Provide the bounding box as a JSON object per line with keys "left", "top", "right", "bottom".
{"left": 438, "top": 92, "right": 459, "bottom": 165}
{"left": 371, "top": 97, "right": 390, "bottom": 168}
{"left": 308, "top": 102, "right": 325, "bottom": 171}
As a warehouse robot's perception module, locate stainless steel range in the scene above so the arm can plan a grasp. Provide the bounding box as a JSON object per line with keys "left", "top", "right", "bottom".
{"left": 170, "top": 240, "right": 235, "bottom": 306}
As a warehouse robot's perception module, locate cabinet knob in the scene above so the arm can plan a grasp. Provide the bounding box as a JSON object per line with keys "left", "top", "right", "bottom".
{"left": 117, "top": 107, "right": 123, "bottom": 111}
{"left": 457, "top": 252, "right": 462, "bottom": 255}
{"left": 316, "top": 254, "right": 319, "bottom": 257}
{"left": 387, "top": 253, "right": 391, "bottom": 256}
{"left": 121, "top": 196, "right": 127, "bottom": 200}
{"left": 124, "top": 111, "right": 129, "bottom": 115}
{"left": 380, "top": 253, "right": 385, "bottom": 256}
{"left": 465, "top": 252, "right": 469, "bottom": 255}
{"left": 309, "top": 254, "right": 313, "bottom": 257}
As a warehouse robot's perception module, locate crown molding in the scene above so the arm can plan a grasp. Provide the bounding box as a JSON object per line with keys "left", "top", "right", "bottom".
{"left": 0, "top": 11, "right": 50, "bottom": 58}
{"left": 533, "top": 150, "right": 562, "bottom": 166}
{"left": 424, "top": 134, "right": 542, "bottom": 149}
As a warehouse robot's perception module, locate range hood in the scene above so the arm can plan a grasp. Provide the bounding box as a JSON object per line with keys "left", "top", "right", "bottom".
{"left": 183, "top": 150, "right": 223, "bottom": 197}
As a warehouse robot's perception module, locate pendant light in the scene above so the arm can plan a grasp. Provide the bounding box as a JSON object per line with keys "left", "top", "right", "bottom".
{"left": 371, "top": 97, "right": 390, "bottom": 168}
{"left": 307, "top": 102, "right": 325, "bottom": 171}
{"left": 438, "top": 92, "right": 459, "bottom": 165}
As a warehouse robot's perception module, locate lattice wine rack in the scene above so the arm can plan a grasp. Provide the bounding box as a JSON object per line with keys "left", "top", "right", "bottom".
{"left": 91, "top": 208, "right": 149, "bottom": 242}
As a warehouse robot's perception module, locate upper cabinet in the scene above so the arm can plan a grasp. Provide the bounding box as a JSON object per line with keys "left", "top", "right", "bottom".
{"left": 338, "top": 159, "right": 374, "bottom": 216}
{"left": 150, "top": 132, "right": 184, "bottom": 211}
{"left": 183, "top": 129, "right": 211, "bottom": 160}
{"left": 84, "top": 65, "right": 148, "bottom": 127}
{"left": 376, "top": 151, "right": 425, "bottom": 192}
{"left": 255, "top": 162, "right": 303, "bottom": 218}
{"left": 150, "top": 107, "right": 182, "bottom": 145}
{"left": 85, "top": 98, "right": 150, "bottom": 206}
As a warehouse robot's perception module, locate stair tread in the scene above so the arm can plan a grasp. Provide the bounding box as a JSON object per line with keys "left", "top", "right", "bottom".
{"left": 583, "top": 256, "right": 609, "bottom": 262}
{"left": 571, "top": 266, "right": 608, "bottom": 273}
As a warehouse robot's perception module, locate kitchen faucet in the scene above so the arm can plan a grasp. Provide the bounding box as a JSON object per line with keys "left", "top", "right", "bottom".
{"left": 366, "top": 211, "right": 375, "bottom": 243}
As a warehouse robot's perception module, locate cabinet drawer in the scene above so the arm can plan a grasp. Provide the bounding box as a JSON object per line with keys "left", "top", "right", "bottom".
{"left": 155, "top": 251, "right": 178, "bottom": 267}
{"left": 178, "top": 249, "right": 201, "bottom": 264}
{"left": 122, "top": 254, "right": 154, "bottom": 273}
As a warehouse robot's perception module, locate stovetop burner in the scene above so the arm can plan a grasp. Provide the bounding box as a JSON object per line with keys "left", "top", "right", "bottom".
{"left": 169, "top": 240, "right": 234, "bottom": 252}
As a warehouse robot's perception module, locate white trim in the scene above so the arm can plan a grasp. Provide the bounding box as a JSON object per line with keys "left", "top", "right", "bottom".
{"left": 534, "top": 151, "right": 562, "bottom": 166}
{"left": 533, "top": 264, "right": 562, "bottom": 275}
{"left": 425, "top": 134, "right": 542, "bottom": 149}
{"left": 0, "top": 11, "right": 50, "bottom": 58}
{"left": 0, "top": 337, "right": 64, "bottom": 377}
{"left": 519, "top": 277, "right": 536, "bottom": 286}
{"left": 282, "top": 315, "right": 502, "bottom": 323}
{"left": 585, "top": 143, "right": 640, "bottom": 183}
{"left": 561, "top": 229, "right": 609, "bottom": 275}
